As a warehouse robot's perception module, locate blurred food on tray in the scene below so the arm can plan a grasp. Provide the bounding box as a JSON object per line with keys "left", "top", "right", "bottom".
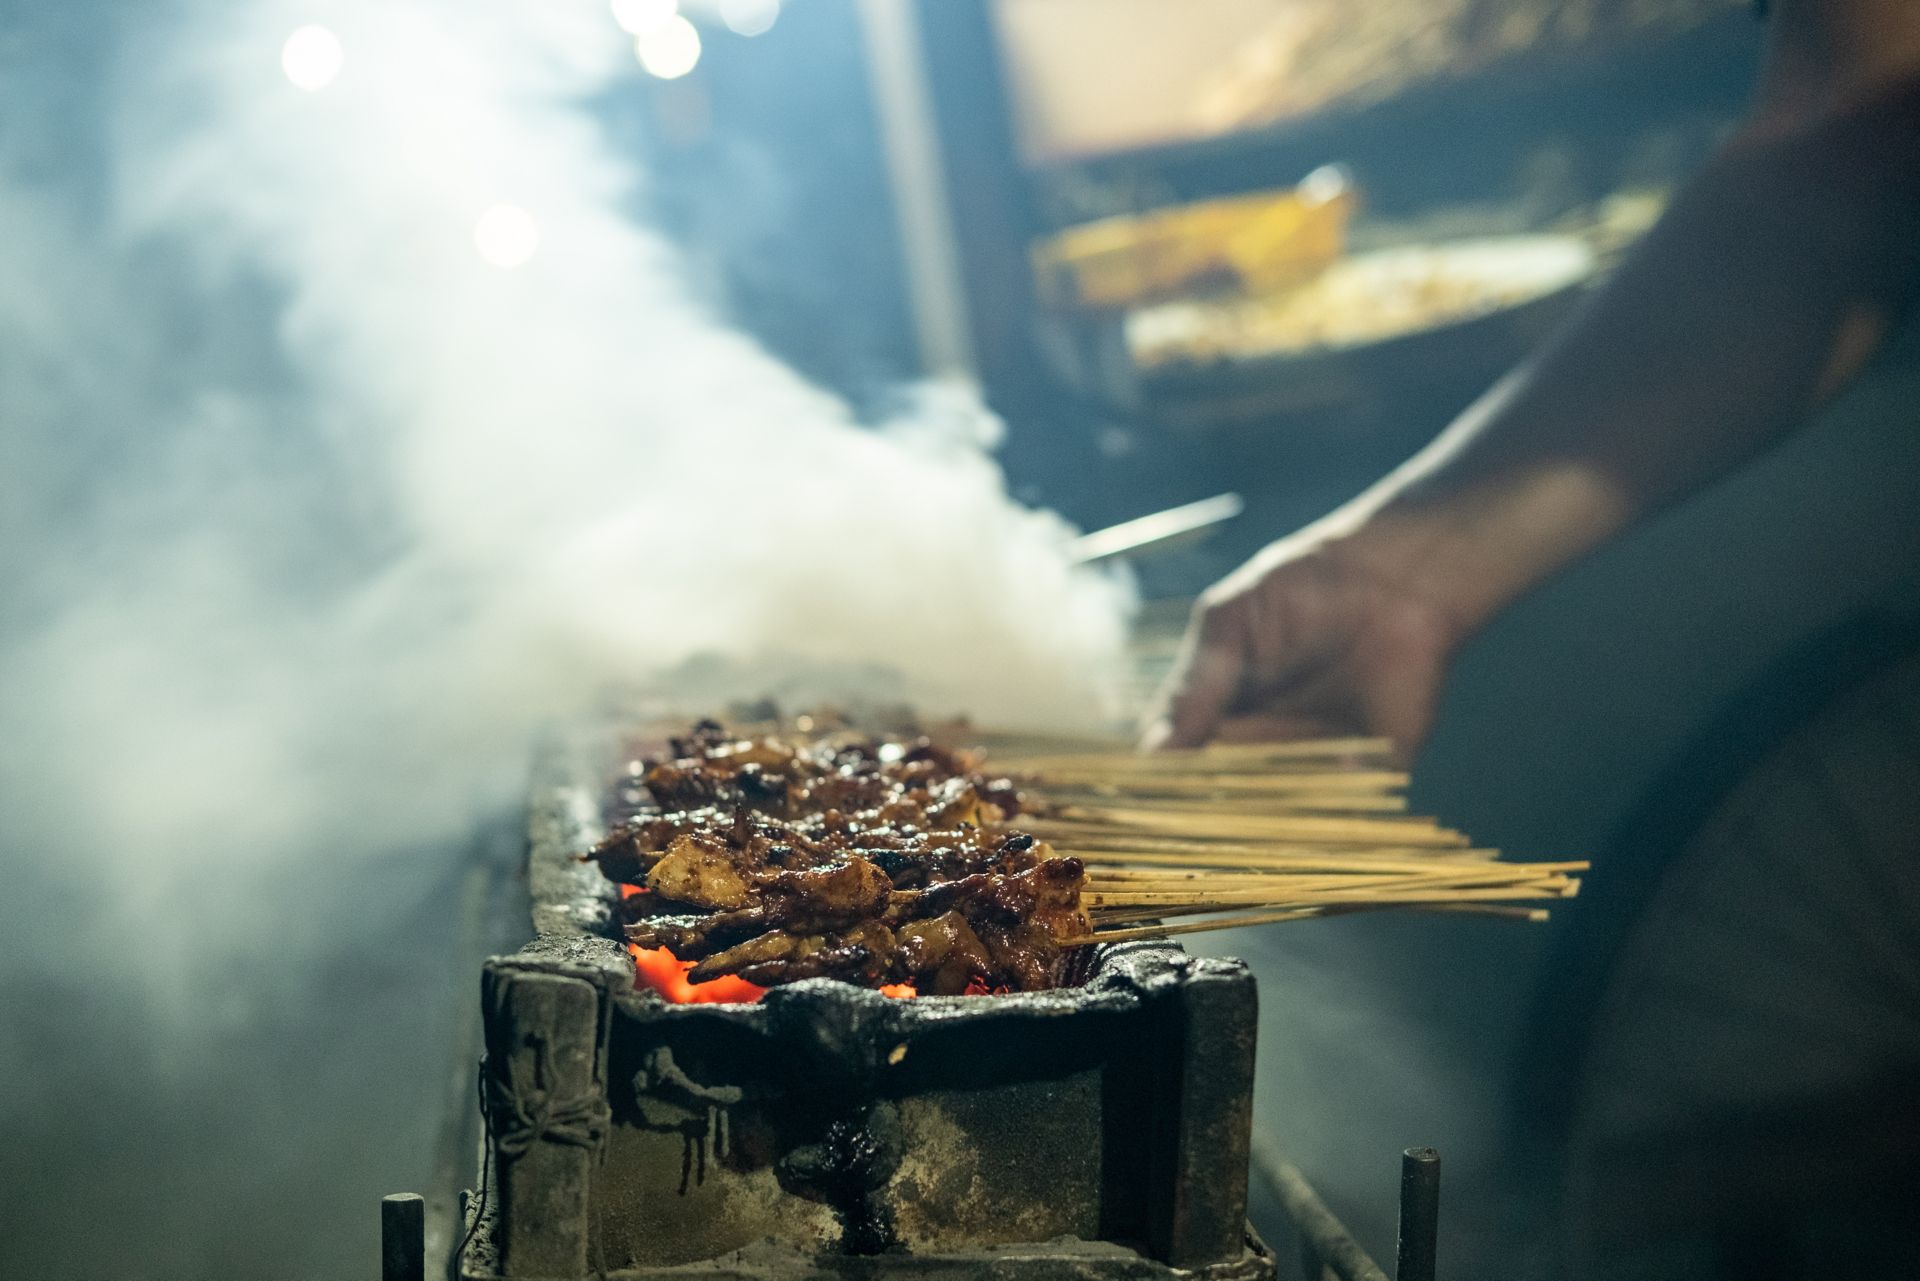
{"left": 1125, "top": 234, "right": 1594, "bottom": 368}
{"left": 1031, "top": 166, "right": 1356, "bottom": 310}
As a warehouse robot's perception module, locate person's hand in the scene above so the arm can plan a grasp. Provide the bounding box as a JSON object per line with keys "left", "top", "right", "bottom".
{"left": 1140, "top": 529, "right": 1468, "bottom": 760}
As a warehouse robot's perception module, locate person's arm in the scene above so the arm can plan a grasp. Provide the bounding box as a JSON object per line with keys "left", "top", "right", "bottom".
{"left": 1145, "top": 0, "right": 1920, "bottom": 755}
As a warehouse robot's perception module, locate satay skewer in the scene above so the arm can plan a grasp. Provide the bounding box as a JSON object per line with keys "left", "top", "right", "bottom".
{"left": 1052, "top": 792, "right": 1413, "bottom": 814}
{"left": 1070, "top": 900, "right": 1555, "bottom": 945}
{"left": 1086, "top": 870, "right": 1583, "bottom": 901}
{"left": 989, "top": 736, "right": 1395, "bottom": 767}
{"left": 1021, "top": 771, "right": 1410, "bottom": 794}
{"left": 1086, "top": 882, "right": 1580, "bottom": 922}
{"left": 1025, "top": 812, "right": 1471, "bottom": 847}
{"left": 1069, "top": 846, "right": 1512, "bottom": 872}
{"left": 1085, "top": 870, "right": 1583, "bottom": 909}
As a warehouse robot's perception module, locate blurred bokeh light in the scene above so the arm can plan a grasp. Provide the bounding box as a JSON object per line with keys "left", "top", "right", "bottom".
{"left": 472, "top": 203, "right": 540, "bottom": 268}
{"left": 718, "top": 0, "right": 780, "bottom": 38}
{"left": 611, "top": 0, "right": 677, "bottom": 37}
{"left": 280, "top": 24, "right": 342, "bottom": 91}
{"left": 635, "top": 13, "right": 702, "bottom": 79}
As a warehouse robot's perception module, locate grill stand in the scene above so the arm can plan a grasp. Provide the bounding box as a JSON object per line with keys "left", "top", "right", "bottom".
{"left": 441, "top": 736, "right": 1278, "bottom": 1280}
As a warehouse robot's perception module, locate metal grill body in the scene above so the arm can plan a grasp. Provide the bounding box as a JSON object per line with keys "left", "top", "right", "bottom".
{"left": 457, "top": 740, "right": 1273, "bottom": 1281}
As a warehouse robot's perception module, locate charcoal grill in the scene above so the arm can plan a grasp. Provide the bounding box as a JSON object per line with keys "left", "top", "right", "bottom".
{"left": 447, "top": 737, "right": 1275, "bottom": 1280}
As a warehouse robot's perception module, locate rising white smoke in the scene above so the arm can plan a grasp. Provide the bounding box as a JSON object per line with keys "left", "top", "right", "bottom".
{"left": 0, "top": 2, "right": 1128, "bottom": 1275}
{"left": 7, "top": 0, "right": 1131, "bottom": 909}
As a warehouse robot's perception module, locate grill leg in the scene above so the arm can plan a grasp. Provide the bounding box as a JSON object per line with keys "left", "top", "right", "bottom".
{"left": 382, "top": 1193, "right": 425, "bottom": 1281}
{"left": 1395, "top": 1147, "right": 1440, "bottom": 1281}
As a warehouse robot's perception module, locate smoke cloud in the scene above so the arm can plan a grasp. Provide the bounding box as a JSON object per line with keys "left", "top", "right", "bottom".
{"left": 0, "top": 2, "right": 1129, "bottom": 1276}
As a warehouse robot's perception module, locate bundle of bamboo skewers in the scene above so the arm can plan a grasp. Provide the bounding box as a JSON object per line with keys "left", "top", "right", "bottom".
{"left": 972, "top": 732, "right": 1585, "bottom": 949}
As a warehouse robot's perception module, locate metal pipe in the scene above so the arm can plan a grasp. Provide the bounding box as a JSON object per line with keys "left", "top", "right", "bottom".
{"left": 1251, "top": 1136, "right": 1389, "bottom": 1281}
{"left": 1395, "top": 1147, "right": 1441, "bottom": 1281}
{"left": 1068, "top": 492, "right": 1244, "bottom": 564}
{"left": 381, "top": 1193, "right": 425, "bottom": 1281}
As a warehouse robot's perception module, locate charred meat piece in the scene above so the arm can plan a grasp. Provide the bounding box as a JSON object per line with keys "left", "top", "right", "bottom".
{"left": 876, "top": 855, "right": 1087, "bottom": 992}
{"left": 691, "top": 921, "right": 898, "bottom": 987}
{"left": 880, "top": 830, "right": 1042, "bottom": 887}
{"left": 800, "top": 773, "right": 896, "bottom": 814}
{"left": 643, "top": 761, "right": 740, "bottom": 812}
{"left": 586, "top": 812, "right": 720, "bottom": 881}
{"left": 646, "top": 833, "right": 762, "bottom": 910}
{"left": 732, "top": 764, "right": 795, "bottom": 816}
{"left": 977, "top": 921, "right": 1071, "bottom": 992}
{"left": 896, "top": 911, "right": 996, "bottom": 995}
{"left": 921, "top": 778, "right": 1006, "bottom": 830}
{"left": 622, "top": 911, "right": 716, "bottom": 955}
{"left": 762, "top": 856, "right": 893, "bottom": 924}
{"left": 626, "top": 855, "right": 893, "bottom": 958}
{"left": 614, "top": 721, "right": 1088, "bottom": 994}
{"left": 972, "top": 856, "right": 1090, "bottom": 940}
{"left": 668, "top": 719, "right": 730, "bottom": 757}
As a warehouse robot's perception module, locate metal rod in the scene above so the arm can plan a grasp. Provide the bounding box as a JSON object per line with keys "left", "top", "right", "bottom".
{"left": 1251, "top": 1137, "right": 1389, "bottom": 1281}
{"left": 1069, "top": 492, "right": 1245, "bottom": 564}
{"left": 1395, "top": 1147, "right": 1441, "bottom": 1281}
{"left": 382, "top": 1193, "right": 425, "bottom": 1281}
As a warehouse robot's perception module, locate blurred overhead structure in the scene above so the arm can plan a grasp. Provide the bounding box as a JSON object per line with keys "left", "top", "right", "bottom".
{"left": 856, "top": 0, "right": 979, "bottom": 384}
{"left": 993, "top": 0, "right": 1748, "bottom": 163}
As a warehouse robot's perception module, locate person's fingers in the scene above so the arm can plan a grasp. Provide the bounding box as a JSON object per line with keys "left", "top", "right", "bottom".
{"left": 1358, "top": 634, "right": 1448, "bottom": 766}
{"left": 1141, "top": 599, "right": 1247, "bottom": 750}
{"left": 1211, "top": 711, "right": 1339, "bottom": 744}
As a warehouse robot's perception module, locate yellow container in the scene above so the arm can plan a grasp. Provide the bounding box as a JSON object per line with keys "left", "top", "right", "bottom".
{"left": 1033, "top": 168, "right": 1355, "bottom": 311}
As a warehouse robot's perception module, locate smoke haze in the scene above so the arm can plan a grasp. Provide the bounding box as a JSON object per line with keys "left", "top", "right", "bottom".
{"left": 0, "top": 2, "right": 1128, "bottom": 1276}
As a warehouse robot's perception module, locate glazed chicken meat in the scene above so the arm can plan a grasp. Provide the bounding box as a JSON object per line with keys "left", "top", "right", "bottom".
{"left": 589, "top": 721, "right": 1088, "bottom": 994}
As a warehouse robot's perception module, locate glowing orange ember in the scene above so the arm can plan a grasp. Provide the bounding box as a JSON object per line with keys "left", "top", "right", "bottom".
{"left": 628, "top": 942, "right": 769, "bottom": 1004}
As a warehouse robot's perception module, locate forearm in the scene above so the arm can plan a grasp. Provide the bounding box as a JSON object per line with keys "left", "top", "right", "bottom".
{"left": 1326, "top": 81, "right": 1920, "bottom": 636}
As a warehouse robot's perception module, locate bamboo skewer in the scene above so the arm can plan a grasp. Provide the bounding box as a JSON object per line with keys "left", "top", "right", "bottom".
{"left": 1083, "top": 872, "right": 1581, "bottom": 910}
{"left": 980, "top": 734, "right": 1583, "bottom": 946}
{"left": 1053, "top": 792, "right": 1413, "bottom": 814}
{"left": 1070, "top": 845, "right": 1513, "bottom": 871}
{"left": 976, "top": 733, "right": 1590, "bottom": 946}
{"left": 991, "top": 736, "right": 1395, "bottom": 768}
{"left": 1032, "top": 773, "right": 1412, "bottom": 797}
{"left": 1086, "top": 884, "right": 1576, "bottom": 919}
{"left": 1030, "top": 812, "right": 1472, "bottom": 848}
{"left": 1086, "top": 875, "right": 1580, "bottom": 905}
{"left": 1087, "top": 854, "right": 1588, "bottom": 873}
{"left": 1071, "top": 901, "right": 1552, "bottom": 944}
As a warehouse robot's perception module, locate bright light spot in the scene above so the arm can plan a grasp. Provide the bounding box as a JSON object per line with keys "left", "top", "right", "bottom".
{"left": 280, "top": 25, "right": 343, "bottom": 91}
{"left": 473, "top": 205, "right": 540, "bottom": 269}
{"left": 635, "top": 14, "right": 702, "bottom": 79}
{"left": 611, "top": 0, "right": 677, "bottom": 36}
{"left": 718, "top": 0, "right": 780, "bottom": 37}
{"left": 1299, "top": 163, "right": 1352, "bottom": 205}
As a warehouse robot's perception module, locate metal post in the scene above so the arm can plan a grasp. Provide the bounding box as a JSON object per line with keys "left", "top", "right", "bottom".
{"left": 1395, "top": 1147, "right": 1441, "bottom": 1281}
{"left": 381, "top": 1193, "right": 425, "bottom": 1281}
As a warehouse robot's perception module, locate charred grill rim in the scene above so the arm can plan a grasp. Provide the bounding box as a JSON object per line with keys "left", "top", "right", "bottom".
{"left": 524, "top": 737, "right": 1237, "bottom": 1027}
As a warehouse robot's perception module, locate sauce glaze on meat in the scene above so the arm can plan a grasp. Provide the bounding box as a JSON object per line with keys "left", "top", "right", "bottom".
{"left": 588, "top": 721, "right": 1088, "bottom": 994}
